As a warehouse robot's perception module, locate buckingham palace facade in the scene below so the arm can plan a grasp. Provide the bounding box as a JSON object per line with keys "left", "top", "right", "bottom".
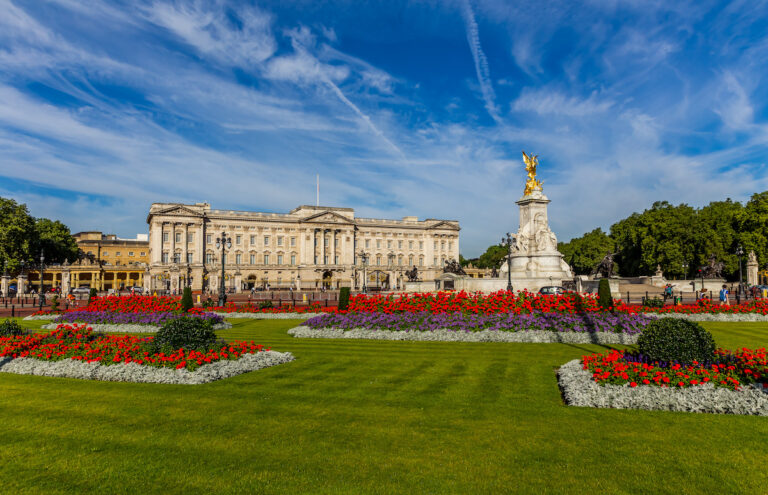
{"left": 145, "top": 202, "right": 460, "bottom": 292}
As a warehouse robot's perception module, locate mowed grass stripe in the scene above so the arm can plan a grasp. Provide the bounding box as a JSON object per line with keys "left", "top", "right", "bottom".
{"left": 2, "top": 317, "right": 768, "bottom": 494}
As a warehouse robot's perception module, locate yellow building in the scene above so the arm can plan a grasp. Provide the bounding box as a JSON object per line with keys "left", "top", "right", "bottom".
{"left": 18, "top": 232, "right": 150, "bottom": 294}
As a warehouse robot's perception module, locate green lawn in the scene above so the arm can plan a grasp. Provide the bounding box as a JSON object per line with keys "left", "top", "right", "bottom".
{"left": 1, "top": 318, "right": 766, "bottom": 494}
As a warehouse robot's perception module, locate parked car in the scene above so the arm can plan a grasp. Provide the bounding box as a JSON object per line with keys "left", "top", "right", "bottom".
{"left": 538, "top": 286, "right": 565, "bottom": 295}
{"left": 71, "top": 287, "right": 91, "bottom": 295}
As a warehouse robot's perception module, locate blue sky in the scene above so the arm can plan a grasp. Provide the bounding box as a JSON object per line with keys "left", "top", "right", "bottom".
{"left": 1, "top": 0, "right": 767, "bottom": 257}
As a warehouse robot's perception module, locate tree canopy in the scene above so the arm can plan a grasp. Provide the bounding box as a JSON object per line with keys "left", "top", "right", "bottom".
{"left": 0, "top": 197, "right": 79, "bottom": 275}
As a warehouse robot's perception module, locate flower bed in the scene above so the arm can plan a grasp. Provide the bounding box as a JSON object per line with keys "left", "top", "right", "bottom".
{"left": 581, "top": 348, "right": 767, "bottom": 391}
{"left": 557, "top": 346, "right": 768, "bottom": 416}
{"left": 558, "top": 359, "right": 768, "bottom": 416}
{"left": 52, "top": 310, "right": 224, "bottom": 326}
{"left": 0, "top": 324, "right": 293, "bottom": 384}
{"left": 288, "top": 326, "right": 640, "bottom": 344}
{"left": 304, "top": 311, "right": 652, "bottom": 334}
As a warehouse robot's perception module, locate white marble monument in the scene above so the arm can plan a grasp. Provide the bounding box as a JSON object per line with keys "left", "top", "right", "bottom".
{"left": 499, "top": 186, "right": 573, "bottom": 285}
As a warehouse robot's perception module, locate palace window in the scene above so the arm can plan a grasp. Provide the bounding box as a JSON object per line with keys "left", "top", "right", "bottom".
{"left": 116, "top": 252, "right": 121, "bottom": 256}
{"left": 277, "top": 255, "right": 283, "bottom": 265}
{"left": 264, "top": 254, "right": 270, "bottom": 265}
{"left": 409, "top": 241, "right": 413, "bottom": 249}
{"left": 250, "top": 254, "right": 256, "bottom": 265}
{"left": 449, "top": 241, "right": 453, "bottom": 250}
{"left": 376, "top": 240, "right": 381, "bottom": 248}
{"left": 206, "top": 253, "right": 213, "bottom": 264}
{"left": 277, "top": 237, "right": 283, "bottom": 246}
{"left": 290, "top": 237, "right": 296, "bottom": 246}
{"left": 187, "top": 253, "right": 193, "bottom": 263}
{"left": 103, "top": 251, "right": 109, "bottom": 256}
{"left": 163, "top": 232, "right": 169, "bottom": 243}
{"left": 324, "top": 238, "right": 329, "bottom": 247}
{"left": 236, "top": 235, "right": 242, "bottom": 245}
{"left": 409, "top": 255, "right": 414, "bottom": 265}
{"left": 434, "top": 241, "right": 438, "bottom": 249}
{"left": 162, "top": 252, "right": 169, "bottom": 263}
{"left": 250, "top": 235, "right": 256, "bottom": 244}
{"left": 441, "top": 241, "right": 446, "bottom": 250}
{"left": 314, "top": 255, "right": 318, "bottom": 264}
{"left": 398, "top": 241, "right": 403, "bottom": 249}
{"left": 206, "top": 234, "right": 212, "bottom": 244}
{"left": 419, "top": 241, "right": 424, "bottom": 249}
{"left": 433, "top": 257, "right": 438, "bottom": 266}
{"left": 264, "top": 236, "right": 270, "bottom": 246}
{"left": 223, "top": 254, "right": 227, "bottom": 264}
{"left": 187, "top": 233, "right": 194, "bottom": 243}
{"left": 129, "top": 252, "right": 134, "bottom": 257}
{"left": 173, "top": 253, "right": 180, "bottom": 263}
{"left": 334, "top": 255, "right": 339, "bottom": 264}
{"left": 140, "top": 252, "right": 145, "bottom": 256}
{"left": 387, "top": 240, "right": 392, "bottom": 249}
{"left": 376, "top": 255, "right": 381, "bottom": 266}
{"left": 235, "top": 254, "right": 242, "bottom": 265}
{"left": 419, "top": 257, "right": 424, "bottom": 267}
{"left": 323, "top": 256, "right": 328, "bottom": 264}
{"left": 291, "top": 255, "right": 296, "bottom": 265}
{"left": 175, "top": 233, "right": 181, "bottom": 243}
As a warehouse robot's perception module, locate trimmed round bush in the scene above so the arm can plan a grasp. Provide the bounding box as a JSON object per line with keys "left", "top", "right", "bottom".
{"left": 153, "top": 317, "right": 217, "bottom": 351}
{"left": 637, "top": 317, "right": 716, "bottom": 364}
{"left": 0, "top": 319, "right": 24, "bottom": 337}
{"left": 598, "top": 278, "right": 613, "bottom": 310}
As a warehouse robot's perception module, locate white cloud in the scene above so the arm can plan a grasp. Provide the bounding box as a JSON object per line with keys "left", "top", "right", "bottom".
{"left": 512, "top": 89, "right": 614, "bottom": 116}
{"left": 715, "top": 71, "right": 754, "bottom": 131}
{"left": 145, "top": 1, "right": 276, "bottom": 66}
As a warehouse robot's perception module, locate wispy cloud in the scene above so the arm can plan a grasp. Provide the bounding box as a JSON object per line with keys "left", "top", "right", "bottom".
{"left": 460, "top": 0, "right": 501, "bottom": 124}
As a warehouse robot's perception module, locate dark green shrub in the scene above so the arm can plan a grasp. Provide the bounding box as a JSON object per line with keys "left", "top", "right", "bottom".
{"left": 338, "top": 287, "right": 351, "bottom": 311}
{"left": 597, "top": 279, "right": 613, "bottom": 310}
{"left": 637, "top": 318, "right": 716, "bottom": 364}
{"left": 259, "top": 300, "right": 273, "bottom": 310}
{"left": 50, "top": 295, "right": 59, "bottom": 312}
{"left": 89, "top": 288, "right": 97, "bottom": 302}
{"left": 0, "top": 319, "right": 24, "bottom": 337}
{"left": 153, "top": 317, "right": 217, "bottom": 351}
{"left": 202, "top": 297, "right": 215, "bottom": 309}
{"left": 643, "top": 297, "right": 664, "bottom": 308}
{"left": 181, "top": 287, "right": 193, "bottom": 312}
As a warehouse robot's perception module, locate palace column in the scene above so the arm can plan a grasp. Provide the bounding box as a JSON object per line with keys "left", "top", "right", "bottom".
{"left": 321, "top": 228, "right": 326, "bottom": 265}
{"left": 183, "top": 223, "right": 189, "bottom": 265}
{"left": 170, "top": 222, "right": 177, "bottom": 263}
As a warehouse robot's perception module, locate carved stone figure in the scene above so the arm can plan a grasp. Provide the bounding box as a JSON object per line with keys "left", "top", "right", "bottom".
{"left": 591, "top": 252, "right": 616, "bottom": 278}
{"left": 655, "top": 264, "right": 663, "bottom": 277}
{"left": 443, "top": 259, "right": 467, "bottom": 276}
{"left": 405, "top": 266, "right": 419, "bottom": 282}
{"left": 490, "top": 267, "right": 499, "bottom": 278}
{"left": 749, "top": 250, "right": 757, "bottom": 264}
{"left": 515, "top": 233, "right": 529, "bottom": 252}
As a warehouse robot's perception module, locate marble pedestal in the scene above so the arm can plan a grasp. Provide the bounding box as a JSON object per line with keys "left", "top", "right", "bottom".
{"left": 499, "top": 189, "right": 572, "bottom": 286}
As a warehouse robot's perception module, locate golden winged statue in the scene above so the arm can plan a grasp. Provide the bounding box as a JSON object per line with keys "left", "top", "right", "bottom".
{"left": 522, "top": 150, "right": 542, "bottom": 195}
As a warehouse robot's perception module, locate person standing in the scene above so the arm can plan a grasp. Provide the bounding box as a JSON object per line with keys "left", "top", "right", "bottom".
{"left": 719, "top": 284, "right": 729, "bottom": 305}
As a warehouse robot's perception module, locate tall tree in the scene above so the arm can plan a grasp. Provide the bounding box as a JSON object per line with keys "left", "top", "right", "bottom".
{"left": 0, "top": 197, "right": 35, "bottom": 274}
{"left": 33, "top": 218, "right": 79, "bottom": 264}
{"left": 558, "top": 228, "right": 614, "bottom": 275}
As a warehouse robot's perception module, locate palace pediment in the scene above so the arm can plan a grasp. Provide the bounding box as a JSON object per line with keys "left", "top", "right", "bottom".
{"left": 147, "top": 205, "right": 204, "bottom": 222}
{"left": 427, "top": 220, "right": 460, "bottom": 231}
{"left": 300, "top": 211, "right": 355, "bottom": 225}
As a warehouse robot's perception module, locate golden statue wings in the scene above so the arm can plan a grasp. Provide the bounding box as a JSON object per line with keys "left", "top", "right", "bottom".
{"left": 522, "top": 150, "right": 542, "bottom": 195}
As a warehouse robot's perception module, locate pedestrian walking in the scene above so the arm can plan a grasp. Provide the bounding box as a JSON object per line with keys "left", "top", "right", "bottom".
{"left": 719, "top": 284, "right": 729, "bottom": 305}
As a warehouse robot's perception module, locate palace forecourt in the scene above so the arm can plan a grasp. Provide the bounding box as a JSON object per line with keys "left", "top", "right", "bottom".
{"left": 146, "top": 203, "right": 460, "bottom": 293}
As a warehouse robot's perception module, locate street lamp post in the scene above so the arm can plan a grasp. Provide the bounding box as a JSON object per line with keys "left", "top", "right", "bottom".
{"left": 501, "top": 233, "right": 517, "bottom": 292}
{"left": 736, "top": 245, "right": 744, "bottom": 296}
{"left": 682, "top": 262, "right": 688, "bottom": 281}
{"left": 215, "top": 232, "right": 232, "bottom": 307}
{"left": 388, "top": 252, "right": 395, "bottom": 291}
{"left": 20, "top": 260, "right": 25, "bottom": 295}
{"left": 358, "top": 251, "right": 369, "bottom": 293}
{"left": 38, "top": 250, "right": 45, "bottom": 311}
